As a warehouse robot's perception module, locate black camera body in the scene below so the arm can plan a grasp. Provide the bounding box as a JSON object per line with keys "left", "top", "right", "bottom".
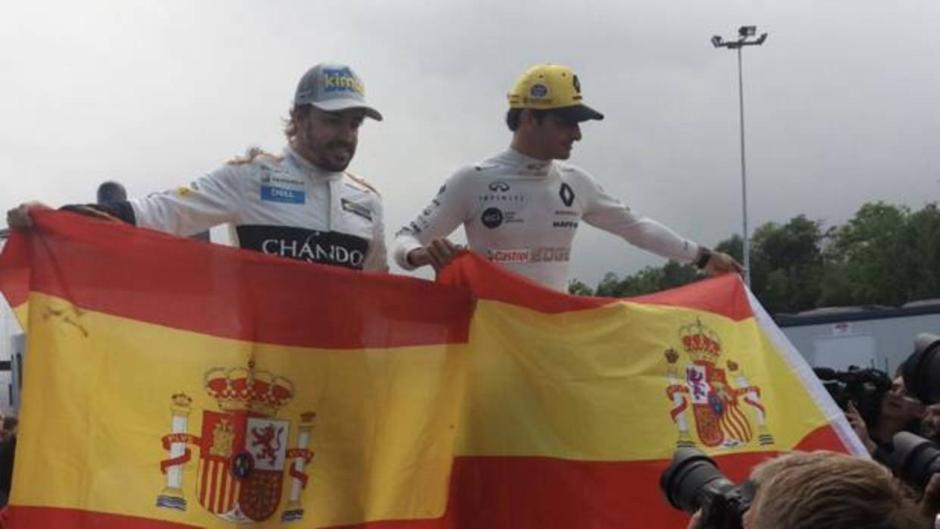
{"left": 813, "top": 366, "right": 892, "bottom": 429}
{"left": 903, "top": 333, "right": 940, "bottom": 405}
{"left": 884, "top": 431, "right": 940, "bottom": 491}
{"left": 660, "top": 447, "right": 755, "bottom": 529}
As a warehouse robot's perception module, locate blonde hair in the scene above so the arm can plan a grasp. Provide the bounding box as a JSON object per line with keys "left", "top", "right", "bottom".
{"left": 749, "top": 451, "right": 927, "bottom": 529}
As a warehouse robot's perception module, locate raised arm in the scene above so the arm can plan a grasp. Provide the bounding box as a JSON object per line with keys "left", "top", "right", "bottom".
{"left": 393, "top": 169, "right": 471, "bottom": 271}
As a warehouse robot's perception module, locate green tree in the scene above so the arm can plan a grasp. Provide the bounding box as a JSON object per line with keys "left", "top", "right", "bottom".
{"left": 824, "top": 202, "right": 908, "bottom": 306}
{"left": 715, "top": 234, "right": 743, "bottom": 263}
{"left": 748, "top": 215, "right": 824, "bottom": 313}
{"left": 902, "top": 203, "right": 940, "bottom": 301}
{"left": 588, "top": 262, "right": 702, "bottom": 298}
{"left": 576, "top": 201, "right": 940, "bottom": 310}
{"left": 567, "top": 279, "right": 594, "bottom": 296}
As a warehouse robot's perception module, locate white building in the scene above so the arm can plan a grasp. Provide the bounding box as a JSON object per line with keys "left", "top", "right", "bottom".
{"left": 777, "top": 301, "right": 940, "bottom": 375}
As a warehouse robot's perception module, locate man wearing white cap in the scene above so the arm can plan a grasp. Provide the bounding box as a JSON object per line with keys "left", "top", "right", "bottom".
{"left": 394, "top": 63, "right": 740, "bottom": 291}
{"left": 7, "top": 63, "right": 388, "bottom": 272}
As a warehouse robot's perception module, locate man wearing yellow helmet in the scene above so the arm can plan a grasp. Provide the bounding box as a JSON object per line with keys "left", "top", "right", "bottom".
{"left": 394, "top": 64, "right": 741, "bottom": 292}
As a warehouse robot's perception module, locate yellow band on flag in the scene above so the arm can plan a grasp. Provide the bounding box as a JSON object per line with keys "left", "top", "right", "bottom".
{"left": 0, "top": 211, "right": 861, "bottom": 529}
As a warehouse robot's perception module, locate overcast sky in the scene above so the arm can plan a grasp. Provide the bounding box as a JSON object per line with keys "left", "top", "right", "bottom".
{"left": 1, "top": 0, "right": 938, "bottom": 287}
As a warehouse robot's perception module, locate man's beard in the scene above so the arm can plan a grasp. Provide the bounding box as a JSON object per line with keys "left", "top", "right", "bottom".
{"left": 300, "top": 140, "right": 356, "bottom": 172}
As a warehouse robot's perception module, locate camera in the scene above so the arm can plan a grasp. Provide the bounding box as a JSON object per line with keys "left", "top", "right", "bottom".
{"left": 813, "top": 366, "right": 892, "bottom": 429}
{"left": 883, "top": 431, "right": 940, "bottom": 491}
{"left": 903, "top": 333, "right": 940, "bottom": 405}
{"left": 660, "top": 447, "right": 755, "bottom": 529}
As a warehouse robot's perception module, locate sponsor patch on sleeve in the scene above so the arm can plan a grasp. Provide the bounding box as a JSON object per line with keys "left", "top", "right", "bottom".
{"left": 341, "top": 198, "right": 373, "bottom": 221}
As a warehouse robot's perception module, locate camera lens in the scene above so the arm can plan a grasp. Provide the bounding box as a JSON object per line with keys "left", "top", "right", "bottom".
{"left": 888, "top": 432, "right": 940, "bottom": 490}
{"left": 660, "top": 447, "right": 736, "bottom": 513}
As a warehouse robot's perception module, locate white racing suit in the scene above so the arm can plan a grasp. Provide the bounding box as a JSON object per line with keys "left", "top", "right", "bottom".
{"left": 394, "top": 149, "right": 699, "bottom": 291}
{"left": 122, "top": 146, "right": 387, "bottom": 271}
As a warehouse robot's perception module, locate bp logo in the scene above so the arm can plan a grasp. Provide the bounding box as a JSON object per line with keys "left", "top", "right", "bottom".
{"left": 481, "top": 207, "right": 504, "bottom": 229}
{"left": 530, "top": 83, "right": 549, "bottom": 98}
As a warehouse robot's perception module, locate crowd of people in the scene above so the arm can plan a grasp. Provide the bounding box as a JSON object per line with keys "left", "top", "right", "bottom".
{"left": 676, "top": 356, "right": 940, "bottom": 529}
{"left": 845, "top": 370, "right": 940, "bottom": 456}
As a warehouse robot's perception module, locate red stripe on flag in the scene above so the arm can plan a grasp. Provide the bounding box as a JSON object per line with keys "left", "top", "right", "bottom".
{"left": 325, "top": 424, "right": 848, "bottom": 529}
{"left": 719, "top": 411, "right": 741, "bottom": 442}
{"left": 438, "top": 252, "right": 753, "bottom": 320}
{"left": 4, "top": 426, "right": 846, "bottom": 529}
{"left": 325, "top": 453, "right": 773, "bottom": 529}
{"left": 733, "top": 404, "right": 753, "bottom": 440}
{"left": 229, "top": 478, "right": 240, "bottom": 516}
{"left": 220, "top": 466, "right": 235, "bottom": 514}
{"left": 208, "top": 461, "right": 220, "bottom": 514}
{"left": 0, "top": 231, "right": 29, "bottom": 309}
{"left": 794, "top": 422, "right": 851, "bottom": 451}
{"left": 722, "top": 403, "right": 750, "bottom": 443}
{"left": 7, "top": 505, "right": 202, "bottom": 529}
{"left": 5, "top": 211, "right": 473, "bottom": 349}
{"left": 197, "top": 459, "right": 209, "bottom": 508}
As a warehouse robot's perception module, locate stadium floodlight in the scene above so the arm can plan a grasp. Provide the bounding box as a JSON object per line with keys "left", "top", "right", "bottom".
{"left": 710, "top": 26, "right": 768, "bottom": 287}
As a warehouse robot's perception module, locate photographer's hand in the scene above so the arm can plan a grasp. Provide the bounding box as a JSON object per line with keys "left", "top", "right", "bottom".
{"left": 921, "top": 473, "right": 940, "bottom": 519}
{"left": 684, "top": 510, "right": 702, "bottom": 529}
{"left": 846, "top": 401, "right": 877, "bottom": 455}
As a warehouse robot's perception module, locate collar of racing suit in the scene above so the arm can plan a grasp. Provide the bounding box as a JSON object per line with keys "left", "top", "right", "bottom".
{"left": 496, "top": 148, "right": 554, "bottom": 177}
{"left": 283, "top": 146, "right": 345, "bottom": 182}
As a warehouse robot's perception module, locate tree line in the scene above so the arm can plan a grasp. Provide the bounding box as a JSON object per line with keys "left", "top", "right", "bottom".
{"left": 569, "top": 202, "right": 940, "bottom": 315}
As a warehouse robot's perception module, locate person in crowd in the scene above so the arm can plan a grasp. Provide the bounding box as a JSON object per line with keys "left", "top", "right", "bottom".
{"left": 685, "top": 451, "right": 929, "bottom": 529}
{"left": 0, "top": 416, "right": 17, "bottom": 508}
{"left": 394, "top": 63, "right": 740, "bottom": 292}
{"left": 7, "top": 63, "right": 387, "bottom": 272}
{"left": 846, "top": 375, "right": 926, "bottom": 455}
{"left": 921, "top": 403, "right": 940, "bottom": 443}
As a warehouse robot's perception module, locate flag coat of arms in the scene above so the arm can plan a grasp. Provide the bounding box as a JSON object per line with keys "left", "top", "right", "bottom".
{"left": 0, "top": 211, "right": 864, "bottom": 528}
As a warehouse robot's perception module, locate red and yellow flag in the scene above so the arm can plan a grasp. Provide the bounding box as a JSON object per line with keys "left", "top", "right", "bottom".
{"left": 0, "top": 211, "right": 862, "bottom": 529}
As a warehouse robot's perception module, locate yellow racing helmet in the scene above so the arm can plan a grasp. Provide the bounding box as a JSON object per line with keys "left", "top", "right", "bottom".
{"left": 507, "top": 64, "right": 604, "bottom": 122}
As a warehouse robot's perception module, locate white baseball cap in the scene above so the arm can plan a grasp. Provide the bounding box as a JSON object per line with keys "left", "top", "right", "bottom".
{"left": 294, "top": 63, "right": 383, "bottom": 121}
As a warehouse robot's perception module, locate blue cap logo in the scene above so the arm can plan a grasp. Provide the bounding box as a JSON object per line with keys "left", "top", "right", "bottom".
{"left": 322, "top": 68, "right": 364, "bottom": 94}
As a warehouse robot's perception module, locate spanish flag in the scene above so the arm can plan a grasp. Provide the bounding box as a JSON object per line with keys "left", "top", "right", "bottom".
{"left": 0, "top": 211, "right": 861, "bottom": 529}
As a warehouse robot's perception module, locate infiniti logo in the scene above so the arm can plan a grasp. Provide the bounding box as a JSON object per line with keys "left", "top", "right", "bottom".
{"left": 488, "top": 181, "right": 510, "bottom": 192}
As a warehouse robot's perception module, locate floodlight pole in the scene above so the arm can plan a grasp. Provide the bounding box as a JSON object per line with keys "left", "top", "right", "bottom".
{"left": 711, "top": 26, "right": 767, "bottom": 287}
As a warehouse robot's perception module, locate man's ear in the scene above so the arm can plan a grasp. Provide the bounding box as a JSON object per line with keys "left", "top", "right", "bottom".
{"left": 518, "top": 109, "right": 537, "bottom": 130}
